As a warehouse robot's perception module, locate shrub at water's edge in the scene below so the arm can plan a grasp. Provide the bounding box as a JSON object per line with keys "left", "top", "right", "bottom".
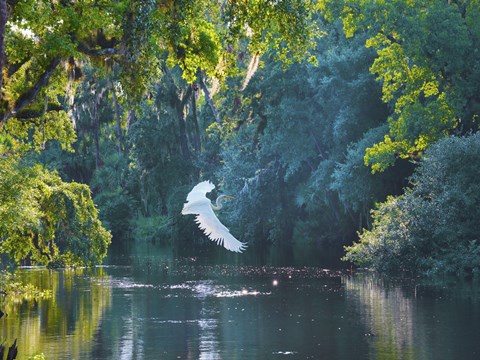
{"left": 344, "top": 134, "right": 480, "bottom": 276}
{"left": 0, "top": 159, "right": 111, "bottom": 268}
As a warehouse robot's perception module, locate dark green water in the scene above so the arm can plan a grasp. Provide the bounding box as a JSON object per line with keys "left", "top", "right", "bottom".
{"left": 2, "top": 244, "right": 480, "bottom": 359}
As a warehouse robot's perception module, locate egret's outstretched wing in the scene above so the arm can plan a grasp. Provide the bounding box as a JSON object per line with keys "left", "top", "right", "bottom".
{"left": 193, "top": 201, "right": 247, "bottom": 253}
{"left": 185, "top": 181, "right": 215, "bottom": 204}
{"left": 182, "top": 181, "right": 247, "bottom": 253}
{"left": 182, "top": 180, "right": 214, "bottom": 216}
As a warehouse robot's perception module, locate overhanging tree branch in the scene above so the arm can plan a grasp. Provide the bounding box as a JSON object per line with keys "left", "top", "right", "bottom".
{"left": 13, "top": 104, "right": 65, "bottom": 120}
{"left": 1, "top": 56, "right": 62, "bottom": 126}
{"left": 7, "top": 56, "right": 30, "bottom": 77}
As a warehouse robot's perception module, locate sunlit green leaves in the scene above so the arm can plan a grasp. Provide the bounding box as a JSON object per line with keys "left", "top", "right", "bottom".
{"left": 158, "top": 0, "right": 321, "bottom": 83}
{"left": 0, "top": 159, "right": 111, "bottom": 267}
{"left": 2, "top": 0, "right": 322, "bottom": 119}
{"left": 0, "top": 110, "right": 76, "bottom": 155}
{"left": 319, "top": 0, "right": 480, "bottom": 172}
{"left": 226, "top": 0, "right": 321, "bottom": 65}
{"left": 165, "top": 17, "right": 222, "bottom": 82}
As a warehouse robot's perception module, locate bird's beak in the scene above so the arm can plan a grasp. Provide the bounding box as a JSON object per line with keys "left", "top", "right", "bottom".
{"left": 224, "top": 195, "right": 235, "bottom": 199}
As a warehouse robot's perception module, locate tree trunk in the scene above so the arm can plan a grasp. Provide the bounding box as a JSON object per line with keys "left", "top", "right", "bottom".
{"left": 90, "top": 85, "right": 103, "bottom": 169}
{"left": 111, "top": 85, "right": 123, "bottom": 153}
{"left": 175, "top": 86, "right": 193, "bottom": 160}
{"left": 191, "top": 91, "right": 201, "bottom": 152}
{"left": 93, "top": 101, "right": 101, "bottom": 169}
{"left": 176, "top": 91, "right": 191, "bottom": 160}
{"left": 199, "top": 77, "right": 221, "bottom": 125}
{"left": 126, "top": 109, "right": 136, "bottom": 131}
{"left": 0, "top": 0, "right": 7, "bottom": 102}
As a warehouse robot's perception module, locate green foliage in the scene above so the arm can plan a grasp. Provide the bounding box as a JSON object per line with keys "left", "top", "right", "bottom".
{"left": 345, "top": 133, "right": 480, "bottom": 276}
{"left": 120, "top": 0, "right": 321, "bottom": 87}
{"left": 120, "top": 1, "right": 162, "bottom": 101}
{"left": 331, "top": 125, "right": 399, "bottom": 220}
{"left": 0, "top": 159, "right": 111, "bottom": 267}
{"left": 1, "top": 0, "right": 322, "bottom": 116}
{"left": 164, "top": 12, "right": 222, "bottom": 83}
{"left": 130, "top": 215, "right": 172, "bottom": 244}
{"left": 91, "top": 151, "right": 133, "bottom": 239}
{"left": 93, "top": 188, "right": 132, "bottom": 239}
{"left": 2, "top": 0, "right": 124, "bottom": 124}
{"left": 224, "top": 0, "right": 321, "bottom": 64}
{"left": 319, "top": 0, "right": 480, "bottom": 172}
{"left": 0, "top": 110, "right": 77, "bottom": 156}
{"left": 214, "top": 23, "right": 405, "bottom": 248}
{"left": 0, "top": 270, "right": 52, "bottom": 301}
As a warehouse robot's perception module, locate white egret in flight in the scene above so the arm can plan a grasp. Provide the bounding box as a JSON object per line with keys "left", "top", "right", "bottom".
{"left": 182, "top": 181, "right": 247, "bottom": 253}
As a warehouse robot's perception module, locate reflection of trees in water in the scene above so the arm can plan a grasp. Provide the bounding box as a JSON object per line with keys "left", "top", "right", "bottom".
{"left": 0, "top": 268, "right": 112, "bottom": 359}
{"left": 343, "top": 274, "right": 420, "bottom": 360}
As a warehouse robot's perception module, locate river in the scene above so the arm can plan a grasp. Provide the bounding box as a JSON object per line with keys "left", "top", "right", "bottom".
{"left": 1, "top": 243, "right": 480, "bottom": 359}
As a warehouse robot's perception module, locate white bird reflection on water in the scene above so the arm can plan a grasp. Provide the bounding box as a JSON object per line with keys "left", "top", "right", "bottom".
{"left": 198, "top": 317, "right": 220, "bottom": 360}
{"left": 176, "top": 280, "right": 270, "bottom": 359}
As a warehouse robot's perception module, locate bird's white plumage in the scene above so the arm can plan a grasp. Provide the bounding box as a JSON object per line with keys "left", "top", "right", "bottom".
{"left": 182, "top": 181, "right": 247, "bottom": 253}
{"left": 185, "top": 180, "right": 215, "bottom": 203}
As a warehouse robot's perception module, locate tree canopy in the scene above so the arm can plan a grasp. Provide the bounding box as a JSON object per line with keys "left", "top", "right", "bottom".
{"left": 319, "top": 0, "right": 480, "bottom": 172}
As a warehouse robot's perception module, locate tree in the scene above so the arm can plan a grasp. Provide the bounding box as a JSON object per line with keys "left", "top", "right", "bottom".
{"left": 0, "top": 0, "right": 321, "bottom": 155}
{"left": 0, "top": 158, "right": 111, "bottom": 267}
{"left": 319, "top": 0, "right": 480, "bottom": 172}
{"left": 344, "top": 133, "right": 480, "bottom": 276}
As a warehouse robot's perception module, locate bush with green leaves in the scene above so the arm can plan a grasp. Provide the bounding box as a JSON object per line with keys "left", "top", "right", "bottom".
{"left": 345, "top": 133, "right": 480, "bottom": 276}
{"left": 0, "top": 158, "right": 111, "bottom": 268}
